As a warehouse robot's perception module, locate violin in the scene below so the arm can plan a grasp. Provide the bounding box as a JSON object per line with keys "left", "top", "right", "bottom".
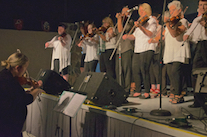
{"left": 18, "top": 76, "right": 39, "bottom": 88}
{"left": 80, "top": 32, "right": 96, "bottom": 41}
{"left": 165, "top": 6, "right": 188, "bottom": 28}
{"left": 138, "top": 15, "right": 149, "bottom": 26}
{"left": 200, "top": 12, "right": 207, "bottom": 22}
{"left": 60, "top": 32, "right": 67, "bottom": 38}
{"left": 97, "top": 26, "right": 107, "bottom": 33}
{"left": 167, "top": 15, "right": 181, "bottom": 27}
{"left": 85, "top": 33, "right": 96, "bottom": 38}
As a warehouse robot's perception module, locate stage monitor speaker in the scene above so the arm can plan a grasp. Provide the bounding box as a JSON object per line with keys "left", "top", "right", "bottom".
{"left": 72, "top": 72, "right": 127, "bottom": 106}
{"left": 37, "top": 69, "right": 71, "bottom": 95}
{"left": 193, "top": 68, "right": 207, "bottom": 93}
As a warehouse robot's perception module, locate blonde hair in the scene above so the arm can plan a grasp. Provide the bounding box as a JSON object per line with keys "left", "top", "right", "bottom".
{"left": 1, "top": 52, "right": 28, "bottom": 70}
{"left": 102, "top": 17, "right": 114, "bottom": 27}
{"left": 139, "top": 3, "right": 152, "bottom": 16}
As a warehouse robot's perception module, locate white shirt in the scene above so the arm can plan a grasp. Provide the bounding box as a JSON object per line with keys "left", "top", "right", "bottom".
{"left": 105, "top": 27, "right": 116, "bottom": 50}
{"left": 81, "top": 34, "right": 99, "bottom": 62}
{"left": 163, "top": 18, "right": 190, "bottom": 64}
{"left": 185, "top": 15, "right": 207, "bottom": 43}
{"left": 132, "top": 16, "right": 157, "bottom": 53}
{"left": 47, "top": 34, "right": 72, "bottom": 72}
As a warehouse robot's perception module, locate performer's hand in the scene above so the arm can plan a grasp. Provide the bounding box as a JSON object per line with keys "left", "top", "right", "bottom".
{"left": 183, "top": 35, "right": 189, "bottom": 41}
{"left": 77, "top": 41, "right": 83, "bottom": 47}
{"left": 188, "top": 23, "right": 192, "bottom": 27}
{"left": 77, "top": 43, "right": 81, "bottom": 47}
{"left": 122, "top": 34, "right": 128, "bottom": 40}
{"left": 116, "top": 13, "right": 122, "bottom": 19}
{"left": 58, "top": 36, "right": 63, "bottom": 41}
{"left": 134, "top": 21, "right": 140, "bottom": 27}
{"left": 164, "top": 16, "right": 169, "bottom": 23}
{"left": 30, "top": 88, "right": 45, "bottom": 101}
{"left": 80, "top": 35, "right": 83, "bottom": 39}
{"left": 37, "top": 80, "right": 43, "bottom": 87}
{"left": 148, "top": 38, "right": 153, "bottom": 44}
{"left": 45, "top": 42, "right": 49, "bottom": 48}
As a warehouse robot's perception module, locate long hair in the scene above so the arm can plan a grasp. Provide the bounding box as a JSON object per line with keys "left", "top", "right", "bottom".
{"left": 1, "top": 52, "right": 28, "bottom": 70}
{"left": 102, "top": 17, "right": 114, "bottom": 27}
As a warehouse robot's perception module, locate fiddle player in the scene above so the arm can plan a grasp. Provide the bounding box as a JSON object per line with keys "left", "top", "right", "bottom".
{"left": 96, "top": 17, "right": 116, "bottom": 79}
{"left": 150, "top": 0, "right": 190, "bottom": 103}
{"left": 123, "top": 3, "right": 157, "bottom": 99}
{"left": 45, "top": 23, "right": 72, "bottom": 81}
{"left": 0, "top": 52, "right": 44, "bottom": 137}
{"left": 77, "top": 24, "right": 99, "bottom": 72}
{"left": 115, "top": 6, "right": 134, "bottom": 96}
{"left": 183, "top": 0, "right": 207, "bottom": 108}
{"left": 79, "top": 21, "right": 89, "bottom": 73}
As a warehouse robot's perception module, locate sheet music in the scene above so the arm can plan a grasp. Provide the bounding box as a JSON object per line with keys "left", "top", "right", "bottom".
{"left": 63, "top": 93, "right": 87, "bottom": 117}
{"left": 53, "top": 91, "right": 74, "bottom": 112}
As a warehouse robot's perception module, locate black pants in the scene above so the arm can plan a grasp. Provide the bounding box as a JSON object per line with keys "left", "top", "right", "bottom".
{"left": 84, "top": 60, "right": 98, "bottom": 72}
{"left": 166, "top": 62, "right": 183, "bottom": 95}
{"left": 161, "top": 64, "right": 173, "bottom": 94}
{"left": 192, "top": 40, "right": 207, "bottom": 105}
{"left": 115, "top": 49, "right": 133, "bottom": 93}
{"left": 53, "top": 59, "right": 69, "bottom": 75}
{"left": 132, "top": 50, "right": 154, "bottom": 93}
{"left": 100, "top": 49, "right": 116, "bottom": 79}
{"left": 193, "top": 40, "right": 207, "bottom": 69}
{"left": 149, "top": 53, "right": 160, "bottom": 84}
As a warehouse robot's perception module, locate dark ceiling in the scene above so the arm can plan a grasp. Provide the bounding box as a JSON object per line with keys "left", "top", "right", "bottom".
{"left": 0, "top": 0, "right": 195, "bottom": 31}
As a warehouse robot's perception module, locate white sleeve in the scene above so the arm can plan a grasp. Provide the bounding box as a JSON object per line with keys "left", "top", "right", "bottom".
{"left": 64, "top": 35, "right": 72, "bottom": 50}
{"left": 47, "top": 36, "right": 57, "bottom": 48}
{"left": 184, "top": 18, "right": 198, "bottom": 36}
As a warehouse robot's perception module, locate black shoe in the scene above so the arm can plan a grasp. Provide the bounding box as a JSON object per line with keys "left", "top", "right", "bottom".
{"left": 188, "top": 103, "right": 201, "bottom": 108}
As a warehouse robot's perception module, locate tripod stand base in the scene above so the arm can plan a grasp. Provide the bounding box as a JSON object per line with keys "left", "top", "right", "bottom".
{"left": 150, "top": 109, "right": 171, "bottom": 116}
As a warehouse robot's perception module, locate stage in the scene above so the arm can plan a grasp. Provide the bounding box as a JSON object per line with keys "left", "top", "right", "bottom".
{"left": 25, "top": 92, "right": 207, "bottom": 137}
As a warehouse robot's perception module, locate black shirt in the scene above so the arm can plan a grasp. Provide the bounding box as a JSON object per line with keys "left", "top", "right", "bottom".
{"left": 0, "top": 69, "right": 33, "bottom": 137}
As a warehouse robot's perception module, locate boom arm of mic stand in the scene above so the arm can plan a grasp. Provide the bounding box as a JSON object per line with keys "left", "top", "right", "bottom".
{"left": 109, "top": 12, "right": 133, "bottom": 60}
{"left": 69, "top": 23, "right": 80, "bottom": 52}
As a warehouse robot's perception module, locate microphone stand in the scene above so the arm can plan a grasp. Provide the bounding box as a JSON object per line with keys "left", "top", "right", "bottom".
{"left": 150, "top": 0, "right": 171, "bottom": 116}
{"left": 109, "top": 12, "right": 132, "bottom": 85}
{"left": 69, "top": 22, "right": 80, "bottom": 52}
{"left": 109, "top": 12, "right": 132, "bottom": 61}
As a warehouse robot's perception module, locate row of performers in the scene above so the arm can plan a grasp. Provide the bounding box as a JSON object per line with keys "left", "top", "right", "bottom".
{"left": 46, "top": 0, "right": 207, "bottom": 105}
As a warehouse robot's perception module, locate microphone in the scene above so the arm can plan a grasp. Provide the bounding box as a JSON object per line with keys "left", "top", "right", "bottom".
{"left": 127, "top": 6, "right": 139, "bottom": 12}
{"left": 74, "top": 21, "right": 84, "bottom": 25}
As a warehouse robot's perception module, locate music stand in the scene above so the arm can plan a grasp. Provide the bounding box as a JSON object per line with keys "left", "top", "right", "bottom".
{"left": 53, "top": 90, "right": 87, "bottom": 137}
